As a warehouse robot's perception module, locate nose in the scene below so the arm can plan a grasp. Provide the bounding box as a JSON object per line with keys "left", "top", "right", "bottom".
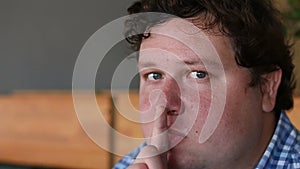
{"left": 162, "top": 77, "right": 182, "bottom": 116}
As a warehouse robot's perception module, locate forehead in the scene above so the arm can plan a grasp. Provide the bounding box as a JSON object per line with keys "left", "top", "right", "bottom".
{"left": 139, "top": 18, "right": 235, "bottom": 65}
{"left": 141, "top": 18, "right": 202, "bottom": 59}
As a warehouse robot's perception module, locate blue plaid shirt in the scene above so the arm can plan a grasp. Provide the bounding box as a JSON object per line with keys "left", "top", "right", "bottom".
{"left": 113, "top": 112, "right": 300, "bottom": 169}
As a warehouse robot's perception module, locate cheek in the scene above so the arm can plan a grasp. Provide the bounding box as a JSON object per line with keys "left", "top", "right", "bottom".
{"left": 139, "top": 88, "right": 151, "bottom": 111}
{"left": 209, "top": 87, "right": 263, "bottom": 146}
{"left": 184, "top": 89, "right": 212, "bottom": 136}
{"left": 139, "top": 89, "right": 156, "bottom": 138}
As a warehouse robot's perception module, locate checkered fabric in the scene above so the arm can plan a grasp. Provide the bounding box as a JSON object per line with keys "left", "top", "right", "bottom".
{"left": 255, "top": 112, "right": 300, "bottom": 169}
{"left": 112, "top": 142, "right": 146, "bottom": 169}
{"left": 113, "top": 112, "right": 300, "bottom": 169}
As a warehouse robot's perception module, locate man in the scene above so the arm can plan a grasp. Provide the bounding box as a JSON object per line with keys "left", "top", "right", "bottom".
{"left": 114, "top": 0, "right": 300, "bottom": 168}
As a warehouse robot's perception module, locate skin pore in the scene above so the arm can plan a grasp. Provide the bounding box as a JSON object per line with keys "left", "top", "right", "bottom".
{"left": 131, "top": 18, "right": 280, "bottom": 169}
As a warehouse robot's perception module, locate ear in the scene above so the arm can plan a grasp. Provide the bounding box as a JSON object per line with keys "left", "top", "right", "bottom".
{"left": 261, "top": 69, "right": 282, "bottom": 113}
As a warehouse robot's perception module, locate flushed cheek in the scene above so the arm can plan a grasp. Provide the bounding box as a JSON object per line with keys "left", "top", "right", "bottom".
{"left": 139, "top": 94, "right": 151, "bottom": 112}
{"left": 188, "top": 93, "right": 212, "bottom": 136}
{"left": 139, "top": 92, "right": 152, "bottom": 137}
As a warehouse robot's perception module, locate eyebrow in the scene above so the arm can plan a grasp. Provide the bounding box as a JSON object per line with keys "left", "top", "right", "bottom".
{"left": 138, "top": 62, "right": 157, "bottom": 68}
{"left": 139, "top": 58, "right": 220, "bottom": 68}
{"left": 180, "top": 59, "right": 201, "bottom": 65}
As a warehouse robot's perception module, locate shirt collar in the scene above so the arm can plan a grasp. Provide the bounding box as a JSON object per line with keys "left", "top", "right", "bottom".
{"left": 255, "top": 111, "right": 299, "bottom": 168}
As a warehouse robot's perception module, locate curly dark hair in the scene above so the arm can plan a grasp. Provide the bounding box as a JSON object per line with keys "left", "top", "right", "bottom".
{"left": 125, "top": 0, "right": 296, "bottom": 118}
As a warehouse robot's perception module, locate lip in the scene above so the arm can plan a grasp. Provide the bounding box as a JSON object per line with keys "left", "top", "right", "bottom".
{"left": 168, "top": 128, "right": 187, "bottom": 138}
{"left": 167, "top": 128, "right": 187, "bottom": 153}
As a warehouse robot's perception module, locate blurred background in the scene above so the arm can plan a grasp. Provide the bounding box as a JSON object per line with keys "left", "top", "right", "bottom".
{"left": 0, "top": 0, "right": 300, "bottom": 93}
{"left": 0, "top": 0, "right": 139, "bottom": 93}
{"left": 0, "top": 1, "right": 139, "bottom": 169}
{"left": 0, "top": 0, "right": 299, "bottom": 169}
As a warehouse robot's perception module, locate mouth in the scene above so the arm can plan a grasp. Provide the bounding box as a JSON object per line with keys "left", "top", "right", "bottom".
{"left": 168, "top": 128, "right": 187, "bottom": 138}
{"left": 167, "top": 127, "right": 188, "bottom": 151}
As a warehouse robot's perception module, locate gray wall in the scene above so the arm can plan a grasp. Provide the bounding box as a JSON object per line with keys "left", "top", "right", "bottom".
{"left": 0, "top": 0, "right": 138, "bottom": 93}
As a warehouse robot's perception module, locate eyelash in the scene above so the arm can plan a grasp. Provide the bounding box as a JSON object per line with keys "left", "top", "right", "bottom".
{"left": 144, "top": 72, "right": 163, "bottom": 81}
{"left": 190, "top": 70, "right": 208, "bottom": 79}
{"left": 142, "top": 70, "right": 208, "bottom": 82}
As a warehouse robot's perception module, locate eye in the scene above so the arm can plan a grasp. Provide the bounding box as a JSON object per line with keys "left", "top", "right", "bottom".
{"left": 146, "top": 72, "right": 163, "bottom": 81}
{"left": 190, "top": 71, "right": 208, "bottom": 79}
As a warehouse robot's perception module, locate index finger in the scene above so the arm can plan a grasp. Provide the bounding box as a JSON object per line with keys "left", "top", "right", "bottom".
{"left": 149, "top": 105, "right": 168, "bottom": 168}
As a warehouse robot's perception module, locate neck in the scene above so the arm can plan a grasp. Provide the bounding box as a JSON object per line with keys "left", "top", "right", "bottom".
{"left": 212, "top": 111, "right": 277, "bottom": 169}
{"left": 236, "top": 111, "right": 277, "bottom": 169}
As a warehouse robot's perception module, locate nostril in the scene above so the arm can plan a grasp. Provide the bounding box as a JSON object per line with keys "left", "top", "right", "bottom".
{"left": 167, "top": 110, "right": 179, "bottom": 116}
{"left": 167, "top": 112, "right": 178, "bottom": 128}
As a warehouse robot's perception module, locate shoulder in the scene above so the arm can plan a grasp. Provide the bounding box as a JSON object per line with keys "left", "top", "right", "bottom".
{"left": 287, "top": 132, "right": 300, "bottom": 168}
{"left": 274, "top": 112, "right": 300, "bottom": 168}
{"left": 256, "top": 112, "right": 300, "bottom": 168}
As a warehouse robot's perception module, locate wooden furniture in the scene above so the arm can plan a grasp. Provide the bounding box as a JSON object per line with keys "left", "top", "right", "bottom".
{"left": 0, "top": 91, "right": 299, "bottom": 168}
{"left": 0, "top": 91, "right": 113, "bottom": 169}
{"left": 287, "top": 97, "right": 300, "bottom": 129}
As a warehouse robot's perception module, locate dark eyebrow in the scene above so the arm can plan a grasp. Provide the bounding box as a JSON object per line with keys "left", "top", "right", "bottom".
{"left": 179, "top": 58, "right": 220, "bottom": 67}
{"left": 138, "top": 62, "right": 157, "bottom": 69}
{"left": 182, "top": 60, "right": 201, "bottom": 65}
{"left": 138, "top": 59, "right": 202, "bottom": 68}
{"left": 138, "top": 58, "right": 221, "bottom": 68}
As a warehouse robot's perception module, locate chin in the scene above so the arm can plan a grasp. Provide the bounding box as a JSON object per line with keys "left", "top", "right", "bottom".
{"left": 167, "top": 140, "right": 207, "bottom": 169}
{"left": 167, "top": 146, "right": 190, "bottom": 169}
{"left": 167, "top": 156, "right": 200, "bottom": 169}
{"left": 167, "top": 153, "right": 206, "bottom": 169}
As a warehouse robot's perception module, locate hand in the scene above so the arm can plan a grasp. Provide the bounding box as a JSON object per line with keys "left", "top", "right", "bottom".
{"left": 129, "top": 105, "right": 169, "bottom": 169}
{"left": 128, "top": 145, "right": 165, "bottom": 169}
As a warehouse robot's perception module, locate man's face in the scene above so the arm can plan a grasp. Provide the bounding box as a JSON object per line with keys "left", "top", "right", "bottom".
{"left": 138, "top": 18, "right": 266, "bottom": 168}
